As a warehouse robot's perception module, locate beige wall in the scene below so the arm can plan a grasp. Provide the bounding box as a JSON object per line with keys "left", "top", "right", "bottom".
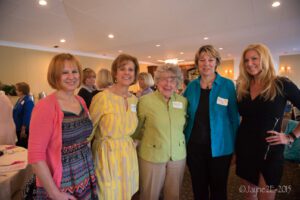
{"left": 279, "top": 54, "right": 300, "bottom": 87}
{"left": 0, "top": 46, "right": 148, "bottom": 97}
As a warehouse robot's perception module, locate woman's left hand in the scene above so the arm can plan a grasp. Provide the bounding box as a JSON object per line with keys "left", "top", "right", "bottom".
{"left": 266, "top": 130, "right": 289, "bottom": 145}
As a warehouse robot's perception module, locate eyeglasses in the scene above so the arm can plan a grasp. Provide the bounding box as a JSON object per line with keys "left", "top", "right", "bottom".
{"left": 264, "top": 117, "right": 280, "bottom": 160}
{"left": 159, "top": 76, "right": 177, "bottom": 84}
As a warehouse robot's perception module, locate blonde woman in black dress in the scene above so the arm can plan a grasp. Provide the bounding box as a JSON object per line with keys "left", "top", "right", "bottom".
{"left": 236, "top": 43, "right": 300, "bottom": 200}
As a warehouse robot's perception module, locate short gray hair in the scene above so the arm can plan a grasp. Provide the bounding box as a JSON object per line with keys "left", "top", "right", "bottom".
{"left": 138, "top": 72, "right": 154, "bottom": 87}
{"left": 154, "top": 64, "right": 183, "bottom": 87}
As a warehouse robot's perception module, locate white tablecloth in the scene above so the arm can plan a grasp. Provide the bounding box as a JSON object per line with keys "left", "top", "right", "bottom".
{"left": 0, "top": 145, "right": 32, "bottom": 200}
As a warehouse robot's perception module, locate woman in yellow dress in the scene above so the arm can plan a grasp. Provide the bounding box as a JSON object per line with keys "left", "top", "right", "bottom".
{"left": 89, "top": 54, "right": 140, "bottom": 200}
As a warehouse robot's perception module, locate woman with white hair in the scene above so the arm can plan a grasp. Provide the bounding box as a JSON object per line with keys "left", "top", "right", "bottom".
{"left": 136, "top": 72, "right": 154, "bottom": 98}
{"left": 134, "top": 64, "right": 187, "bottom": 200}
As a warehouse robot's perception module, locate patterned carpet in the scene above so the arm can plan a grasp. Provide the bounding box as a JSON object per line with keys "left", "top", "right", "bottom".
{"left": 180, "top": 161, "right": 300, "bottom": 200}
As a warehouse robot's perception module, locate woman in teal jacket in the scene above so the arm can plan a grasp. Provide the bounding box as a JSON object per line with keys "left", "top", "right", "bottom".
{"left": 184, "top": 45, "right": 239, "bottom": 200}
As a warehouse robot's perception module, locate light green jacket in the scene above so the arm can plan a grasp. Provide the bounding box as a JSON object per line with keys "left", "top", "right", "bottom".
{"left": 133, "top": 91, "right": 187, "bottom": 163}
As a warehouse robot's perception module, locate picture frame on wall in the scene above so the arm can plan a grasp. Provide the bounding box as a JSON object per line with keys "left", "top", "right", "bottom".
{"left": 187, "top": 67, "right": 199, "bottom": 80}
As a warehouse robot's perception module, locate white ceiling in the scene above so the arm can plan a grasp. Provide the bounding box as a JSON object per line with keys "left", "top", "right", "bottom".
{"left": 0, "top": 0, "right": 300, "bottom": 64}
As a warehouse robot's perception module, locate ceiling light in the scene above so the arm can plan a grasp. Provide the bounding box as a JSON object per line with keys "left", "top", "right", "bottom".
{"left": 203, "top": 37, "right": 209, "bottom": 40}
{"left": 118, "top": 50, "right": 123, "bottom": 53}
{"left": 219, "top": 47, "right": 223, "bottom": 50}
{"left": 148, "top": 56, "right": 151, "bottom": 58}
{"left": 39, "top": 0, "right": 47, "bottom": 6}
{"left": 60, "top": 39, "right": 66, "bottom": 43}
{"left": 156, "top": 44, "right": 161, "bottom": 47}
{"left": 162, "top": 58, "right": 184, "bottom": 64}
{"left": 165, "top": 59, "right": 178, "bottom": 64}
{"left": 180, "top": 52, "right": 184, "bottom": 55}
{"left": 272, "top": 1, "right": 280, "bottom": 7}
{"left": 108, "top": 34, "right": 114, "bottom": 39}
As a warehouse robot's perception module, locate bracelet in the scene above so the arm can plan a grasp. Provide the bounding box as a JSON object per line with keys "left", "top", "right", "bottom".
{"left": 289, "top": 132, "right": 298, "bottom": 140}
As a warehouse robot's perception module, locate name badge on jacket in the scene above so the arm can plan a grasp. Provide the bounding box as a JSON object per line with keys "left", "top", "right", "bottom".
{"left": 217, "top": 97, "right": 228, "bottom": 106}
{"left": 172, "top": 101, "right": 183, "bottom": 109}
{"left": 131, "top": 104, "right": 137, "bottom": 112}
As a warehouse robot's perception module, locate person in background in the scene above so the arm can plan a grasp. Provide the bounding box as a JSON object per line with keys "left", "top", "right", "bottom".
{"left": 28, "top": 53, "right": 97, "bottom": 200}
{"left": 89, "top": 54, "right": 140, "bottom": 200}
{"left": 133, "top": 64, "right": 187, "bottom": 200}
{"left": 178, "top": 79, "right": 190, "bottom": 95}
{"left": 13, "top": 82, "right": 34, "bottom": 148}
{"left": 292, "top": 106, "right": 300, "bottom": 121}
{"left": 0, "top": 90, "right": 17, "bottom": 145}
{"left": 78, "top": 67, "right": 99, "bottom": 108}
{"left": 96, "top": 68, "right": 113, "bottom": 92}
{"left": 183, "top": 45, "right": 239, "bottom": 200}
{"left": 136, "top": 72, "right": 154, "bottom": 98}
{"left": 235, "top": 43, "right": 300, "bottom": 200}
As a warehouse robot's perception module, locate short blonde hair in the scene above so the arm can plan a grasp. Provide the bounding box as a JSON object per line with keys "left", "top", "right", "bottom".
{"left": 97, "top": 68, "right": 113, "bottom": 88}
{"left": 195, "top": 45, "right": 221, "bottom": 68}
{"left": 47, "top": 53, "right": 82, "bottom": 89}
{"left": 111, "top": 54, "right": 140, "bottom": 84}
{"left": 237, "top": 43, "right": 282, "bottom": 101}
{"left": 154, "top": 64, "right": 183, "bottom": 87}
{"left": 82, "top": 68, "right": 96, "bottom": 84}
{"left": 138, "top": 72, "right": 154, "bottom": 87}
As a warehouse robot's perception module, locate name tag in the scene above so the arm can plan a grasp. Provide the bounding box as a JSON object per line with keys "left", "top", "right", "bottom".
{"left": 20, "top": 100, "right": 25, "bottom": 105}
{"left": 131, "top": 104, "right": 137, "bottom": 112}
{"left": 217, "top": 97, "right": 228, "bottom": 106}
{"left": 172, "top": 101, "right": 183, "bottom": 109}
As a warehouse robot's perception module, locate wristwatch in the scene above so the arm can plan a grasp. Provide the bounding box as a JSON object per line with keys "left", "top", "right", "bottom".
{"left": 288, "top": 131, "right": 298, "bottom": 140}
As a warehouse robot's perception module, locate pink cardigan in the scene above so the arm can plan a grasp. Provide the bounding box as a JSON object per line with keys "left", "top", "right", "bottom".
{"left": 28, "top": 93, "right": 89, "bottom": 187}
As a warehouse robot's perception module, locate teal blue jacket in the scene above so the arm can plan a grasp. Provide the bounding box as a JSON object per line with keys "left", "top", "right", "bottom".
{"left": 183, "top": 73, "right": 240, "bottom": 157}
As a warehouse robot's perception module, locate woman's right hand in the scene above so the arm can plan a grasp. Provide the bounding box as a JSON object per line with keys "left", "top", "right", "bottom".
{"left": 51, "top": 191, "right": 77, "bottom": 200}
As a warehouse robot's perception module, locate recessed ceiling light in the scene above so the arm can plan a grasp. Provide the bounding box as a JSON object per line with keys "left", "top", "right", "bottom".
{"left": 156, "top": 44, "right": 161, "bottom": 47}
{"left": 148, "top": 56, "right": 152, "bottom": 58}
{"left": 272, "top": 1, "right": 280, "bottom": 7}
{"left": 60, "top": 39, "right": 66, "bottom": 43}
{"left": 180, "top": 52, "right": 184, "bottom": 55}
{"left": 39, "top": 0, "right": 47, "bottom": 6}
{"left": 204, "top": 37, "right": 209, "bottom": 40}
{"left": 118, "top": 50, "right": 123, "bottom": 53}
{"left": 219, "top": 47, "right": 223, "bottom": 50}
{"left": 108, "top": 34, "right": 114, "bottom": 39}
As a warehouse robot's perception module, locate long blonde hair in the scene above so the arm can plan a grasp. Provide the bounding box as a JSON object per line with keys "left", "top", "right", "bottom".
{"left": 237, "top": 43, "right": 282, "bottom": 101}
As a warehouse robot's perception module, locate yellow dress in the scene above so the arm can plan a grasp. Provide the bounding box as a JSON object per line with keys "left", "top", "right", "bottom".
{"left": 89, "top": 90, "right": 139, "bottom": 200}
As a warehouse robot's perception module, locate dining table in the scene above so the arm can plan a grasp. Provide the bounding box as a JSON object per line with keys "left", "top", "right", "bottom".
{"left": 0, "top": 145, "right": 32, "bottom": 200}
